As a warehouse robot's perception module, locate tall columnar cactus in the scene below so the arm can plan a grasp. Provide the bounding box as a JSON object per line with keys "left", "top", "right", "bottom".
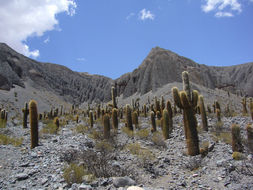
{"left": 162, "top": 109, "right": 171, "bottom": 139}
{"left": 242, "top": 97, "right": 247, "bottom": 114}
{"left": 97, "top": 104, "right": 101, "bottom": 119}
{"left": 231, "top": 124, "right": 243, "bottom": 152}
{"left": 103, "top": 114, "right": 110, "bottom": 139}
{"left": 166, "top": 100, "right": 173, "bottom": 132}
{"left": 198, "top": 95, "right": 208, "bottom": 131}
{"left": 76, "top": 115, "right": 79, "bottom": 123}
{"left": 54, "top": 117, "right": 60, "bottom": 131}
{"left": 150, "top": 111, "right": 156, "bottom": 133}
{"left": 29, "top": 100, "right": 38, "bottom": 149}
{"left": 111, "top": 86, "right": 117, "bottom": 108}
{"left": 155, "top": 97, "right": 160, "bottom": 113}
{"left": 112, "top": 108, "right": 118, "bottom": 130}
{"left": 215, "top": 101, "right": 220, "bottom": 112}
{"left": 250, "top": 98, "right": 253, "bottom": 120}
{"left": 143, "top": 104, "right": 147, "bottom": 118}
{"left": 161, "top": 96, "right": 165, "bottom": 113}
{"left": 132, "top": 111, "right": 139, "bottom": 129}
{"left": 156, "top": 111, "right": 161, "bottom": 120}
{"left": 246, "top": 124, "right": 253, "bottom": 153}
{"left": 89, "top": 111, "right": 93, "bottom": 128}
{"left": 216, "top": 108, "right": 221, "bottom": 122}
{"left": 172, "top": 71, "right": 200, "bottom": 156}
{"left": 126, "top": 104, "right": 133, "bottom": 131}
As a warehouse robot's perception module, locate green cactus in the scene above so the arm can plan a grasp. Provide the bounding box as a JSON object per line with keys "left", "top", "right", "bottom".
{"left": 161, "top": 96, "right": 165, "bottom": 113}
{"left": 198, "top": 95, "right": 208, "bottom": 131}
{"left": 172, "top": 71, "right": 200, "bottom": 156}
{"left": 89, "top": 111, "right": 93, "bottom": 128}
{"left": 111, "top": 86, "right": 117, "bottom": 108}
{"left": 246, "top": 124, "right": 253, "bottom": 153}
{"left": 242, "top": 97, "right": 247, "bottom": 114}
{"left": 143, "top": 104, "right": 147, "bottom": 117}
{"left": 54, "top": 117, "right": 60, "bottom": 131}
{"left": 76, "top": 115, "right": 79, "bottom": 123}
{"left": 103, "top": 114, "right": 110, "bottom": 139}
{"left": 97, "top": 104, "right": 101, "bottom": 119}
{"left": 156, "top": 111, "right": 161, "bottom": 120}
{"left": 162, "top": 109, "right": 171, "bottom": 139}
{"left": 150, "top": 111, "right": 156, "bottom": 133}
{"left": 166, "top": 100, "right": 173, "bottom": 133}
{"left": 29, "top": 100, "right": 38, "bottom": 149}
{"left": 155, "top": 96, "right": 161, "bottom": 113}
{"left": 112, "top": 108, "right": 118, "bottom": 130}
{"left": 126, "top": 104, "right": 133, "bottom": 131}
{"left": 231, "top": 124, "right": 243, "bottom": 152}
{"left": 250, "top": 98, "right": 253, "bottom": 120}
{"left": 132, "top": 111, "right": 139, "bottom": 129}
{"left": 216, "top": 108, "right": 221, "bottom": 122}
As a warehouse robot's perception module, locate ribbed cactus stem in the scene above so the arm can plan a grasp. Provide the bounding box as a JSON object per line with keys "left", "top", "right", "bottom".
{"left": 132, "top": 111, "right": 139, "bottom": 129}
{"left": 246, "top": 124, "right": 253, "bottom": 153}
{"left": 112, "top": 108, "right": 118, "bottom": 130}
{"left": 182, "top": 71, "right": 192, "bottom": 102}
{"left": 143, "top": 104, "right": 147, "bottom": 117}
{"left": 126, "top": 104, "right": 133, "bottom": 131}
{"left": 199, "top": 95, "right": 208, "bottom": 131}
{"left": 250, "top": 98, "right": 253, "bottom": 120}
{"left": 54, "top": 117, "right": 60, "bottom": 131}
{"left": 150, "top": 111, "right": 156, "bottom": 133}
{"left": 216, "top": 108, "right": 221, "bottom": 122}
{"left": 231, "top": 124, "right": 243, "bottom": 152}
{"left": 103, "top": 114, "right": 110, "bottom": 139}
{"left": 162, "top": 109, "right": 170, "bottom": 139}
{"left": 29, "top": 100, "right": 38, "bottom": 149}
{"left": 242, "top": 97, "right": 247, "bottom": 114}
{"left": 166, "top": 100, "right": 173, "bottom": 133}
{"left": 89, "top": 111, "right": 93, "bottom": 128}
{"left": 111, "top": 86, "right": 117, "bottom": 108}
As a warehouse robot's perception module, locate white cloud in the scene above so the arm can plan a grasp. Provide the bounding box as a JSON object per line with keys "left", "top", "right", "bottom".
{"left": 202, "top": 0, "right": 242, "bottom": 17}
{"left": 43, "top": 37, "right": 50, "bottom": 44}
{"left": 76, "top": 58, "right": 86, "bottom": 62}
{"left": 215, "top": 11, "right": 234, "bottom": 17}
{"left": 126, "top": 13, "right": 135, "bottom": 20}
{"left": 0, "top": 0, "right": 77, "bottom": 58}
{"left": 139, "top": 9, "right": 155, "bottom": 21}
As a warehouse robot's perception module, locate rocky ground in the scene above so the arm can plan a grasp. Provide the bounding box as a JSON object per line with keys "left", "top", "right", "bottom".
{"left": 0, "top": 109, "right": 253, "bottom": 190}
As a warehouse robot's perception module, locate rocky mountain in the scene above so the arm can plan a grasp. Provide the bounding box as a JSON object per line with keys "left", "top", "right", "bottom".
{"left": 0, "top": 43, "right": 113, "bottom": 104}
{"left": 115, "top": 47, "right": 253, "bottom": 98}
{"left": 0, "top": 43, "right": 252, "bottom": 106}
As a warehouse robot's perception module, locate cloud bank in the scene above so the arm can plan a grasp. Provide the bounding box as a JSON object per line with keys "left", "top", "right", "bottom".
{"left": 0, "top": 0, "right": 77, "bottom": 58}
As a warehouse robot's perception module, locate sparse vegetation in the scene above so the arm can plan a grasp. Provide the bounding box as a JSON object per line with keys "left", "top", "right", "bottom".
{"left": 0, "top": 134, "right": 23, "bottom": 146}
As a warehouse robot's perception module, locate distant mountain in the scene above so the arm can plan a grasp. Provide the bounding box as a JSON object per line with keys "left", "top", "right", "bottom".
{"left": 0, "top": 43, "right": 252, "bottom": 105}
{"left": 0, "top": 43, "right": 113, "bottom": 104}
{"left": 115, "top": 47, "right": 253, "bottom": 97}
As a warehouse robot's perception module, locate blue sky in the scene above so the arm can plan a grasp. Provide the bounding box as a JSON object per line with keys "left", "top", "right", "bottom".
{"left": 0, "top": 0, "right": 253, "bottom": 79}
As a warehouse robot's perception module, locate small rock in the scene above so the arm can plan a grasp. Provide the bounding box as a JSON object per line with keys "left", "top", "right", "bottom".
{"left": 127, "top": 186, "right": 144, "bottom": 190}
{"left": 192, "top": 174, "right": 198, "bottom": 177}
{"left": 41, "top": 178, "right": 48, "bottom": 185}
{"left": 16, "top": 173, "right": 29, "bottom": 181}
{"left": 113, "top": 176, "right": 136, "bottom": 188}
{"left": 20, "top": 162, "right": 29, "bottom": 167}
{"left": 79, "top": 184, "right": 93, "bottom": 190}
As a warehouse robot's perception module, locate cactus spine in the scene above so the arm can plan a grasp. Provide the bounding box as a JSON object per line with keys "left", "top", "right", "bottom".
{"left": 22, "top": 102, "right": 29, "bottom": 128}
{"left": 29, "top": 100, "right": 38, "bottom": 149}
{"left": 162, "top": 109, "right": 171, "bottom": 139}
{"left": 111, "top": 86, "right": 117, "bottom": 108}
{"left": 126, "top": 104, "right": 133, "bottom": 131}
{"left": 103, "top": 114, "right": 110, "bottom": 139}
{"left": 112, "top": 108, "right": 118, "bottom": 130}
{"left": 231, "top": 124, "right": 243, "bottom": 152}
{"left": 172, "top": 71, "right": 200, "bottom": 156}
{"left": 150, "top": 111, "right": 156, "bottom": 133}
{"left": 198, "top": 95, "right": 208, "bottom": 131}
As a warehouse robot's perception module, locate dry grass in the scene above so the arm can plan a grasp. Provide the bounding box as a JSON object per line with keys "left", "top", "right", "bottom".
{"left": 0, "top": 134, "right": 23, "bottom": 146}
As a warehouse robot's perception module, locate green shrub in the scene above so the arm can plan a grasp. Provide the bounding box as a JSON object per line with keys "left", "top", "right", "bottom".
{"left": 40, "top": 121, "right": 58, "bottom": 134}
{"left": 136, "top": 128, "right": 150, "bottom": 139}
{"left": 63, "top": 163, "right": 85, "bottom": 185}
{"left": 122, "top": 126, "right": 134, "bottom": 138}
{"left": 75, "top": 124, "right": 89, "bottom": 134}
{"left": 232, "top": 152, "right": 243, "bottom": 160}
